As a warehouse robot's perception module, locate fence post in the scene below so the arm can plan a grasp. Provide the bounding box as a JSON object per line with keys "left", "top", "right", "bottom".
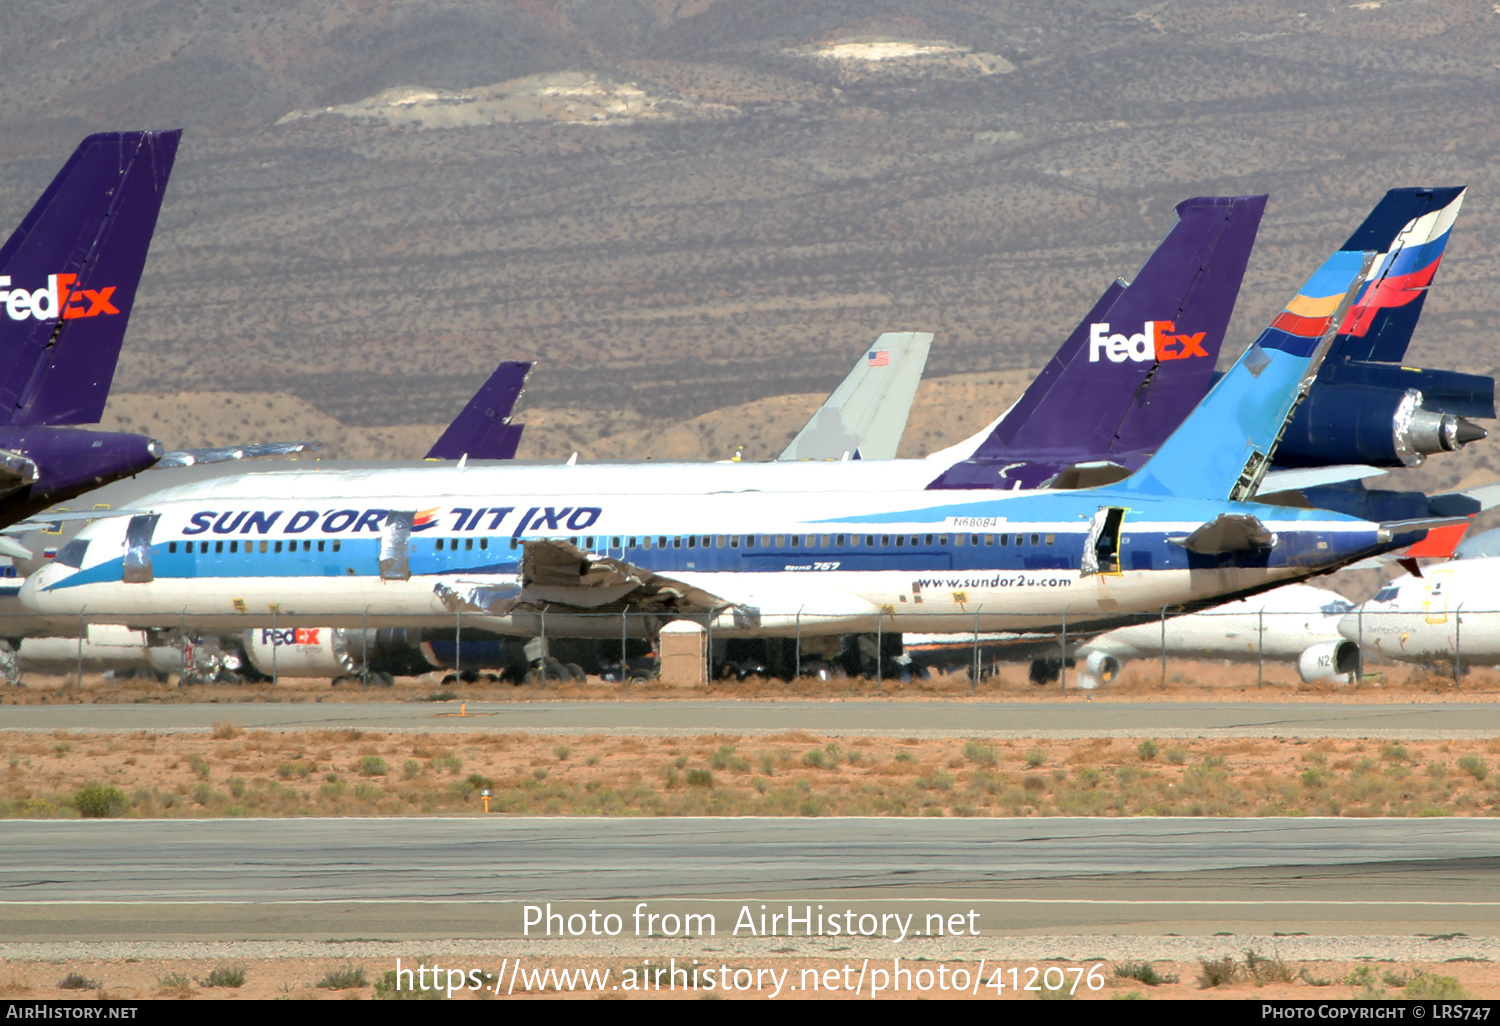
{"left": 1160, "top": 605, "right": 1168, "bottom": 686}
{"left": 75, "top": 609, "right": 85, "bottom": 690}
{"left": 1455, "top": 602, "right": 1463, "bottom": 684}
{"left": 361, "top": 605, "right": 370, "bottom": 690}
{"left": 971, "top": 605, "right": 980, "bottom": 692}
{"left": 1257, "top": 607, "right": 1264, "bottom": 688}
{"left": 1059, "top": 609, "right": 1068, "bottom": 692}
{"left": 794, "top": 606, "right": 803, "bottom": 681}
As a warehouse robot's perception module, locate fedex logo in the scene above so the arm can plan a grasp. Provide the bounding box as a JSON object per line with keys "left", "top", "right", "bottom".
{"left": 1087, "top": 321, "right": 1208, "bottom": 363}
{"left": 260, "top": 628, "right": 321, "bottom": 647}
{"left": 0, "top": 274, "right": 118, "bottom": 322}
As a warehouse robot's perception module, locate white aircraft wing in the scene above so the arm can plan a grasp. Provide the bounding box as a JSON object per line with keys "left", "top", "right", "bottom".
{"left": 778, "top": 332, "right": 932, "bottom": 461}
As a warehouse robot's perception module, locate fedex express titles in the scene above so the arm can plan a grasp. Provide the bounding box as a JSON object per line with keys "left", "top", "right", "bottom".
{"left": 1088, "top": 321, "right": 1207, "bottom": 363}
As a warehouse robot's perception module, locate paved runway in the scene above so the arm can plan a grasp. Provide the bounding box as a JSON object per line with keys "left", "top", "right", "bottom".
{"left": 4, "top": 818, "right": 1497, "bottom": 940}
{"left": 2, "top": 700, "right": 1499, "bottom": 738}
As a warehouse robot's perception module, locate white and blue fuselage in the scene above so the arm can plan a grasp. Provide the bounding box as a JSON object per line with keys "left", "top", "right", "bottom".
{"left": 20, "top": 462, "right": 1402, "bottom": 638}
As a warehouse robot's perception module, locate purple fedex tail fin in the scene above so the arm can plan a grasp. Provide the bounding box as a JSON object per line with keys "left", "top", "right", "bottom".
{"left": 425, "top": 360, "right": 533, "bottom": 460}
{"left": 928, "top": 195, "right": 1265, "bottom": 490}
{"left": 0, "top": 130, "right": 181, "bottom": 428}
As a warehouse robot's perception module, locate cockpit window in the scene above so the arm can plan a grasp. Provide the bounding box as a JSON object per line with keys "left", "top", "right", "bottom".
{"left": 56, "top": 540, "right": 89, "bottom": 568}
{"left": 1372, "top": 587, "right": 1399, "bottom": 603}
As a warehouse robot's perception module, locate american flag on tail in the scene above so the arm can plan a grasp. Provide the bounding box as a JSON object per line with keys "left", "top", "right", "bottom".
{"left": 867, "top": 350, "right": 889, "bottom": 366}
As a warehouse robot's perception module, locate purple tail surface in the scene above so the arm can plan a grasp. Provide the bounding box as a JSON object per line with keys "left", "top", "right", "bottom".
{"left": 928, "top": 194, "right": 1266, "bottom": 489}
{"left": 426, "top": 360, "right": 533, "bottom": 460}
{"left": 0, "top": 130, "right": 181, "bottom": 427}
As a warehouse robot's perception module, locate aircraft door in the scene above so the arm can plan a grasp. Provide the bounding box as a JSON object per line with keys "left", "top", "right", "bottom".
{"left": 380, "top": 510, "right": 414, "bottom": 581}
{"left": 1081, "top": 507, "right": 1126, "bottom": 576}
{"left": 122, "top": 514, "right": 160, "bottom": 583}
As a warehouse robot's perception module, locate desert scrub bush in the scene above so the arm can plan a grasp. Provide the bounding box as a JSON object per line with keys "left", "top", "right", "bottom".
{"left": 57, "top": 972, "right": 98, "bottom": 990}
{"left": 711, "top": 746, "right": 749, "bottom": 772}
{"left": 1075, "top": 767, "right": 1101, "bottom": 788}
{"left": 198, "top": 966, "right": 246, "bottom": 988}
{"left": 1197, "top": 956, "right": 1241, "bottom": 988}
{"left": 1024, "top": 748, "right": 1046, "bottom": 768}
{"left": 687, "top": 769, "right": 714, "bottom": 788}
{"left": 894, "top": 751, "right": 915, "bottom": 764}
{"left": 1136, "top": 739, "right": 1159, "bottom": 761}
{"left": 432, "top": 751, "right": 462, "bottom": 774}
{"left": 1243, "top": 949, "right": 1294, "bottom": 985}
{"left": 1405, "top": 974, "right": 1467, "bottom": 999}
{"left": 963, "top": 741, "right": 997, "bottom": 766}
{"left": 275, "top": 762, "right": 310, "bottom": 780}
{"left": 403, "top": 760, "right": 421, "bottom": 780}
{"left": 72, "top": 783, "right": 128, "bottom": 819}
{"left": 210, "top": 722, "right": 242, "bottom": 740}
{"left": 358, "top": 756, "right": 388, "bottom": 777}
{"left": 1380, "top": 744, "right": 1409, "bottom": 763}
{"left": 374, "top": 969, "right": 443, "bottom": 1000}
{"left": 1114, "top": 961, "right": 1176, "bottom": 986}
{"left": 317, "top": 965, "right": 369, "bottom": 990}
{"left": 156, "top": 972, "right": 195, "bottom": 998}
{"left": 1165, "top": 746, "right": 1188, "bottom": 765}
{"left": 187, "top": 754, "right": 211, "bottom": 780}
{"left": 554, "top": 745, "right": 571, "bottom": 761}
{"left": 1457, "top": 755, "right": 1488, "bottom": 781}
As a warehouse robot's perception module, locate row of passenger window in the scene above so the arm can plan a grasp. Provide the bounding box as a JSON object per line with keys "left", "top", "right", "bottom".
{"left": 468, "top": 532, "right": 1062, "bottom": 551}
{"left": 168, "top": 539, "right": 343, "bottom": 555}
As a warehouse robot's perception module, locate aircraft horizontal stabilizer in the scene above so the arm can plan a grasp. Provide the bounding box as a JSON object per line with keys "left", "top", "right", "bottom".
{"left": 434, "top": 538, "right": 759, "bottom": 625}
{"left": 1257, "top": 465, "right": 1384, "bottom": 494}
{"left": 156, "top": 441, "right": 325, "bottom": 467}
{"left": 4, "top": 507, "right": 151, "bottom": 533}
{"left": 1039, "top": 461, "right": 1131, "bottom": 490}
{"left": 1169, "top": 513, "right": 1276, "bottom": 554}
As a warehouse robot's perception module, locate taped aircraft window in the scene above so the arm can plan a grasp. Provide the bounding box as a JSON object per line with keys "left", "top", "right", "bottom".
{"left": 1046, "top": 535, "right": 1055, "bottom": 545}
{"left": 259, "top": 541, "right": 268, "bottom": 554}
{"left": 333, "top": 540, "right": 341, "bottom": 553}
{"left": 986, "top": 535, "right": 995, "bottom": 546}
{"left": 729, "top": 536, "right": 739, "bottom": 548}
{"left": 716, "top": 536, "right": 726, "bottom": 548}
{"left": 955, "top": 535, "right": 965, "bottom": 547}
{"left": 56, "top": 540, "right": 88, "bottom": 568}
{"left": 820, "top": 535, "right": 830, "bottom": 547}
{"left": 641, "top": 537, "right": 651, "bottom": 549}
{"left": 939, "top": 535, "right": 948, "bottom": 546}
{"left": 760, "top": 536, "right": 771, "bottom": 547}
{"left": 168, "top": 542, "right": 177, "bottom": 554}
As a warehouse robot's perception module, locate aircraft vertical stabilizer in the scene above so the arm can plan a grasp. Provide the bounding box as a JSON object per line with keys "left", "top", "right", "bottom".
{"left": 0, "top": 131, "right": 181, "bottom": 427}
{"left": 425, "top": 360, "right": 533, "bottom": 460}
{"left": 778, "top": 331, "right": 932, "bottom": 461}
{"left": 927, "top": 195, "right": 1266, "bottom": 488}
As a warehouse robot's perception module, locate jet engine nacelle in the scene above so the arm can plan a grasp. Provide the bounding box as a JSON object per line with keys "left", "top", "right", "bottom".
{"left": 1076, "top": 650, "right": 1121, "bottom": 690}
{"left": 1277, "top": 384, "right": 1486, "bottom": 468}
{"left": 1296, "top": 639, "right": 1361, "bottom": 684}
{"left": 243, "top": 627, "right": 357, "bottom": 678}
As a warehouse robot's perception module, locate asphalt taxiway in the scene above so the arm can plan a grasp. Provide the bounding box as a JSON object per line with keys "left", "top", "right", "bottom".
{"left": 3, "top": 818, "right": 1496, "bottom": 941}
{"left": 2, "top": 700, "right": 1499, "bottom": 738}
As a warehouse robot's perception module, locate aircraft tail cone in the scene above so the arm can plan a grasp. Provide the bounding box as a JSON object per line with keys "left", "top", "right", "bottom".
{"left": 1452, "top": 417, "right": 1487, "bottom": 447}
